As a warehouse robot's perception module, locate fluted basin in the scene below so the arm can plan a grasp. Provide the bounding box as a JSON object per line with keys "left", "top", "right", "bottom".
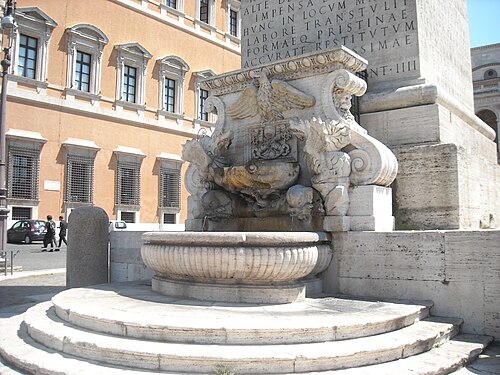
{"left": 141, "top": 231, "right": 332, "bottom": 303}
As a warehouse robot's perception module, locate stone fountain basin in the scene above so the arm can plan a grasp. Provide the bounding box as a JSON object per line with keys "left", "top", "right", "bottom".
{"left": 220, "top": 161, "right": 299, "bottom": 192}
{"left": 141, "top": 231, "right": 332, "bottom": 286}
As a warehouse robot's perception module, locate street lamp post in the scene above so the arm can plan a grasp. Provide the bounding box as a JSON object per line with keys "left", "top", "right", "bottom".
{"left": 0, "top": 0, "right": 15, "bottom": 273}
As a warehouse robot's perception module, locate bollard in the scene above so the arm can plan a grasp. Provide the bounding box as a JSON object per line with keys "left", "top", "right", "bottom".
{"left": 66, "top": 206, "right": 109, "bottom": 288}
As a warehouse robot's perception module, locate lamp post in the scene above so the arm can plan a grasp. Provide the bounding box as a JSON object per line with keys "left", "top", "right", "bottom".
{"left": 0, "top": 0, "right": 15, "bottom": 269}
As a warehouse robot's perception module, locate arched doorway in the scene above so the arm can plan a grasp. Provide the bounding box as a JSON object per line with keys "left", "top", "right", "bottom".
{"left": 477, "top": 109, "right": 499, "bottom": 162}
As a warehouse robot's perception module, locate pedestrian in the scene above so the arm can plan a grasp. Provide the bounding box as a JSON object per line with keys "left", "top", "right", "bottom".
{"left": 41, "top": 215, "right": 56, "bottom": 252}
{"left": 56, "top": 215, "right": 67, "bottom": 250}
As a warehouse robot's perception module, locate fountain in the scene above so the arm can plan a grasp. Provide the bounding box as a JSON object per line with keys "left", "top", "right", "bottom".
{"left": 141, "top": 46, "right": 398, "bottom": 304}
{"left": 0, "top": 45, "right": 490, "bottom": 375}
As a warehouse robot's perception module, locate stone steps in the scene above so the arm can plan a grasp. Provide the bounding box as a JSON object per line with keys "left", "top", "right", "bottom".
{"left": 0, "top": 282, "right": 493, "bottom": 374}
{"left": 23, "top": 301, "right": 461, "bottom": 373}
{"left": 286, "top": 334, "right": 492, "bottom": 375}
{"left": 0, "top": 314, "right": 491, "bottom": 375}
{"left": 49, "top": 284, "right": 431, "bottom": 345}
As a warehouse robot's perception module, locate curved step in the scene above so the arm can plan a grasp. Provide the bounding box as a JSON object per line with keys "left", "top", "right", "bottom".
{"left": 283, "top": 334, "right": 493, "bottom": 375}
{"left": 24, "top": 301, "right": 462, "bottom": 374}
{"left": 51, "top": 283, "right": 431, "bottom": 345}
{"left": 0, "top": 312, "right": 490, "bottom": 375}
{"left": 0, "top": 314, "right": 169, "bottom": 374}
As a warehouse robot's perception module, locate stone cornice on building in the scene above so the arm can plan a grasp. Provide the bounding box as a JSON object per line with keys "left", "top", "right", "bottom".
{"left": 112, "top": 0, "right": 241, "bottom": 54}
{"left": 201, "top": 46, "right": 367, "bottom": 96}
{"left": 471, "top": 43, "right": 500, "bottom": 52}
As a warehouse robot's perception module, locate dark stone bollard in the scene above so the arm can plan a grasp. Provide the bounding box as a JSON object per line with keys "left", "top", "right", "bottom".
{"left": 66, "top": 206, "right": 109, "bottom": 288}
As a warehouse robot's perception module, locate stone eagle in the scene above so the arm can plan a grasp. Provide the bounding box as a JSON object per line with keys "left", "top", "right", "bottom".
{"left": 227, "top": 70, "right": 316, "bottom": 123}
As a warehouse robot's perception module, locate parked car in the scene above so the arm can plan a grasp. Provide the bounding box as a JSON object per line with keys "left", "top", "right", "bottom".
{"left": 7, "top": 220, "right": 47, "bottom": 244}
{"left": 109, "top": 220, "right": 127, "bottom": 232}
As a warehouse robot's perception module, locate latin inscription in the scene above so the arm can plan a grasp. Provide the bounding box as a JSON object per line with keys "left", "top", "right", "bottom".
{"left": 241, "top": 0, "right": 420, "bottom": 86}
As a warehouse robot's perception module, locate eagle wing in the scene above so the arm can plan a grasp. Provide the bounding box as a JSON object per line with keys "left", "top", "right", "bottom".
{"left": 269, "top": 80, "right": 316, "bottom": 112}
{"left": 226, "top": 86, "right": 259, "bottom": 119}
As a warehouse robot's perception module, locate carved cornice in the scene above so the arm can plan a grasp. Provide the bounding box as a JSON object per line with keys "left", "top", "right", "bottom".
{"left": 201, "top": 46, "right": 368, "bottom": 96}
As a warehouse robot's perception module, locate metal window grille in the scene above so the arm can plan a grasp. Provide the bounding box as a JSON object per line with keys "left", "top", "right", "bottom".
{"left": 123, "top": 65, "right": 137, "bottom": 103}
{"left": 200, "top": 0, "right": 209, "bottom": 23}
{"left": 199, "top": 88, "right": 209, "bottom": 121}
{"left": 166, "top": 0, "right": 177, "bottom": 8}
{"left": 7, "top": 146, "right": 40, "bottom": 200}
{"left": 230, "top": 9, "right": 238, "bottom": 37}
{"left": 159, "top": 167, "right": 180, "bottom": 208}
{"left": 18, "top": 34, "right": 38, "bottom": 79}
{"left": 163, "top": 213, "right": 176, "bottom": 224}
{"left": 75, "top": 51, "right": 91, "bottom": 92}
{"left": 116, "top": 160, "right": 141, "bottom": 206}
{"left": 65, "top": 154, "right": 94, "bottom": 203}
{"left": 120, "top": 211, "right": 135, "bottom": 223}
{"left": 12, "top": 207, "right": 32, "bottom": 221}
{"left": 164, "top": 78, "right": 176, "bottom": 113}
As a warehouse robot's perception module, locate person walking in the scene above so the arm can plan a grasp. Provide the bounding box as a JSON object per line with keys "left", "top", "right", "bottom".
{"left": 41, "top": 215, "right": 56, "bottom": 252}
{"left": 56, "top": 215, "right": 67, "bottom": 250}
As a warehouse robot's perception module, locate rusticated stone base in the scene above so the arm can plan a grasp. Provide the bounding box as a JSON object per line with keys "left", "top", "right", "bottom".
{"left": 152, "top": 276, "right": 307, "bottom": 304}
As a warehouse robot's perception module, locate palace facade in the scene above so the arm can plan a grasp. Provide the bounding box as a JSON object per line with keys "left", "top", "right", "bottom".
{"left": 0, "top": 0, "right": 241, "bottom": 228}
{"left": 471, "top": 43, "right": 500, "bottom": 163}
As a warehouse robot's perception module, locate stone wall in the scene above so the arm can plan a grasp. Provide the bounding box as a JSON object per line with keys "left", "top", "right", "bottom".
{"left": 110, "top": 229, "right": 500, "bottom": 341}
{"left": 324, "top": 230, "right": 500, "bottom": 341}
{"left": 391, "top": 143, "right": 500, "bottom": 230}
{"left": 109, "top": 231, "right": 154, "bottom": 283}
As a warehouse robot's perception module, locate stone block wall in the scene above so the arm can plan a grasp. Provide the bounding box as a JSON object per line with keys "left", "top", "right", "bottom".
{"left": 109, "top": 231, "right": 154, "bottom": 282}
{"left": 324, "top": 230, "right": 500, "bottom": 341}
{"left": 392, "top": 143, "right": 499, "bottom": 230}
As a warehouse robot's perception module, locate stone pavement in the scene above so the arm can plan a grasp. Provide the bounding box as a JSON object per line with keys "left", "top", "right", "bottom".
{"left": 0, "top": 269, "right": 66, "bottom": 318}
{"left": 0, "top": 270, "right": 498, "bottom": 374}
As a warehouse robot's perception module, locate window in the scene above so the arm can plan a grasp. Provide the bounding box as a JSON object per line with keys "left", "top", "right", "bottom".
{"left": 115, "top": 43, "right": 152, "bottom": 111}
{"left": 200, "top": 0, "right": 209, "bottom": 23}
{"left": 114, "top": 147, "right": 145, "bottom": 218}
{"left": 6, "top": 129, "right": 46, "bottom": 223}
{"left": 75, "top": 51, "right": 91, "bottom": 92}
{"left": 160, "top": 167, "right": 180, "bottom": 208}
{"left": 160, "top": 0, "right": 184, "bottom": 15}
{"left": 163, "top": 213, "right": 176, "bottom": 224}
{"left": 123, "top": 65, "right": 137, "bottom": 103}
{"left": 65, "top": 155, "right": 94, "bottom": 203}
{"left": 157, "top": 56, "right": 190, "bottom": 119}
{"left": 484, "top": 69, "right": 498, "bottom": 79}
{"left": 116, "top": 160, "right": 141, "bottom": 206}
{"left": 196, "top": 0, "right": 215, "bottom": 27}
{"left": 199, "top": 88, "right": 209, "bottom": 121}
{"left": 166, "top": 0, "right": 177, "bottom": 8}
{"left": 11, "top": 7, "right": 57, "bottom": 85}
{"left": 164, "top": 78, "right": 176, "bottom": 112}
{"left": 62, "top": 138, "right": 100, "bottom": 209}
{"left": 65, "top": 24, "right": 109, "bottom": 101}
{"left": 120, "top": 211, "right": 136, "bottom": 223}
{"left": 194, "top": 70, "right": 215, "bottom": 124}
{"left": 157, "top": 153, "right": 184, "bottom": 227}
{"left": 18, "top": 34, "right": 37, "bottom": 79}
{"left": 226, "top": 0, "right": 241, "bottom": 39}
{"left": 230, "top": 10, "right": 238, "bottom": 37}
{"left": 7, "top": 146, "right": 40, "bottom": 200}
{"left": 11, "top": 207, "right": 32, "bottom": 221}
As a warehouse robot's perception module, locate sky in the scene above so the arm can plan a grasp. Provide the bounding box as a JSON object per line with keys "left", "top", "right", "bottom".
{"left": 468, "top": 0, "right": 500, "bottom": 47}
